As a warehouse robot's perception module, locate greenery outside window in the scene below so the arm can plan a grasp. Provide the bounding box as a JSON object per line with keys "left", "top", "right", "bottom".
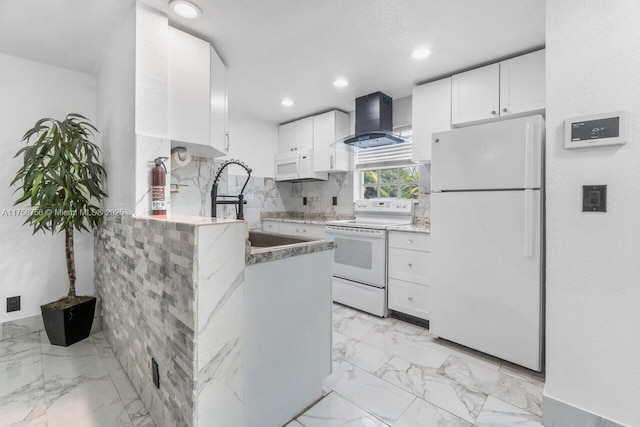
{"left": 362, "top": 166, "right": 419, "bottom": 199}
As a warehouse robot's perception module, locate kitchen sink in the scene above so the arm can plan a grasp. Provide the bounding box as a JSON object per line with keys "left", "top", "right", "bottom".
{"left": 248, "top": 231, "right": 315, "bottom": 248}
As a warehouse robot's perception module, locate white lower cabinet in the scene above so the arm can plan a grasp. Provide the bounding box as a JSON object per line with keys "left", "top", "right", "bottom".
{"left": 388, "top": 278, "right": 431, "bottom": 320}
{"left": 262, "top": 221, "right": 326, "bottom": 239}
{"left": 389, "top": 248, "right": 430, "bottom": 285}
{"left": 262, "top": 220, "right": 280, "bottom": 234}
{"left": 388, "top": 231, "right": 431, "bottom": 320}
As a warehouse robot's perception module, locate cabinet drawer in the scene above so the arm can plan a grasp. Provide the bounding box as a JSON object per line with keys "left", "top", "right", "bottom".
{"left": 388, "top": 278, "right": 430, "bottom": 320}
{"left": 278, "top": 222, "right": 326, "bottom": 239}
{"left": 388, "top": 232, "right": 430, "bottom": 252}
{"left": 262, "top": 221, "right": 280, "bottom": 234}
{"left": 389, "top": 248, "right": 430, "bottom": 285}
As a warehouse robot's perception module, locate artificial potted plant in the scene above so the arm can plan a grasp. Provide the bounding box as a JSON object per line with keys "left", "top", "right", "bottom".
{"left": 11, "top": 114, "right": 107, "bottom": 346}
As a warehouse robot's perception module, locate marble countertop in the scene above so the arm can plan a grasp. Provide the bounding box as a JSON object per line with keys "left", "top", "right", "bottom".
{"left": 261, "top": 212, "right": 354, "bottom": 225}
{"left": 386, "top": 224, "right": 431, "bottom": 234}
{"left": 134, "top": 214, "right": 244, "bottom": 226}
{"left": 246, "top": 239, "right": 335, "bottom": 265}
{"left": 261, "top": 217, "right": 328, "bottom": 225}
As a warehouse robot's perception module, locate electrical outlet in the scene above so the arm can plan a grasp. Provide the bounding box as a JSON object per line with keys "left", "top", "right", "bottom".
{"left": 151, "top": 358, "right": 160, "bottom": 389}
{"left": 7, "top": 296, "right": 20, "bottom": 313}
{"left": 332, "top": 196, "right": 338, "bottom": 206}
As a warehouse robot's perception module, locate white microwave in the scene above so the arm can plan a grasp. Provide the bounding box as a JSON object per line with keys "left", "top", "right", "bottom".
{"left": 274, "top": 149, "right": 328, "bottom": 182}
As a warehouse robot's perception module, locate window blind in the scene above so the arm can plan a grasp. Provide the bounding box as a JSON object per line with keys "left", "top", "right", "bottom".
{"left": 355, "top": 142, "right": 413, "bottom": 167}
{"left": 355, "top": 126, "right": 413, "bottom": 168}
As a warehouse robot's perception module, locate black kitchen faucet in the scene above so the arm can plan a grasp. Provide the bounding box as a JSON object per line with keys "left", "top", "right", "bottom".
{"left": 211, "top": 159, "right": 252, "bottom": 220}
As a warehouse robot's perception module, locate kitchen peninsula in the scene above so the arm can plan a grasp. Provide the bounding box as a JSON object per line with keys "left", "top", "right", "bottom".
{"left": 94, "top": 214, "right": 333, "bottom": 426}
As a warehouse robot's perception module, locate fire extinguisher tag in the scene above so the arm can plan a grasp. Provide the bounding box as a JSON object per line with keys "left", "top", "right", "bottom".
{"left": 152, "top": 186, "right": 166, "bottom": 210}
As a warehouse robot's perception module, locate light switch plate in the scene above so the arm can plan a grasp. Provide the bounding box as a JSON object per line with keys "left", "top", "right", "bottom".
{"left": 583, "top": 185, "right": 607, "bottom": 212}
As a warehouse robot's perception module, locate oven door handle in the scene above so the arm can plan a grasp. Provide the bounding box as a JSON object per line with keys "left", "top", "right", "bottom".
{"left": 325, "top": 226, "right": 386, "bottom": 238}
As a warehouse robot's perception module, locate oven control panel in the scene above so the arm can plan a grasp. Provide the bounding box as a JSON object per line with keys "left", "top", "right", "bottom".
{"left": 354, "top": 199, "right": 415, "bottom": 214}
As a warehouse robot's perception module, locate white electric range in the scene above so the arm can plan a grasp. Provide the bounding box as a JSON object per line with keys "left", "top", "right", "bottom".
{"left": 326, "top": 199, "right": 415, "bottom": 317}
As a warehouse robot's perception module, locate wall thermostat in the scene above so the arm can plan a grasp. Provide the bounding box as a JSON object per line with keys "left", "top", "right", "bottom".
{"left": 564, "top": 111, "right": 627, "bottom": 149}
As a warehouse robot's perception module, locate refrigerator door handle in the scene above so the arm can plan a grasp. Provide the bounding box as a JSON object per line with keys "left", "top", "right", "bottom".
{"left": 523, "top": 189, "right": 534, "bottom": 257}
{"left": 524, "top": 122, "right": 533, "bottom": 189}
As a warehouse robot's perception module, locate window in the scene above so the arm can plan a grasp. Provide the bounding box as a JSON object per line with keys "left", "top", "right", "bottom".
{"left": 361, "top": 166, "right": 419, "bottom": 199}
{"left": 354, "top": 125, "right": 418, "bottom": 200}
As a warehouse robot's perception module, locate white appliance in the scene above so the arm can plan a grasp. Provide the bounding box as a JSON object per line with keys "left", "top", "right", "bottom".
{"left": 326, "top": 199, "right": 415, "bottom": 317}
{"left": 274, "top": 148, "right": 328, "bottom": 182}
{"left": 430, "top": 115, "right": 544, "bottom": 371}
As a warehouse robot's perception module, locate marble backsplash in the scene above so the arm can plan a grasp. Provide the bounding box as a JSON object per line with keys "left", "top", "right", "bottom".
{"left": 170, "top": 158, "right": 431, "bottom": 229}
{"left": 414, "top": 164, "right": 431, "bottom": 226}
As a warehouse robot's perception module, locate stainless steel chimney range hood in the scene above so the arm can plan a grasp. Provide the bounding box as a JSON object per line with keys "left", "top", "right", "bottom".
{"left": 336, "top": 91, "right": 408, "bottom": 150}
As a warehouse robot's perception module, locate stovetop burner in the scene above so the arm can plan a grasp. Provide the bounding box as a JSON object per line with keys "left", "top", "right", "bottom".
{"left": 326, "top": 199, "right": 416, "bottom": 230}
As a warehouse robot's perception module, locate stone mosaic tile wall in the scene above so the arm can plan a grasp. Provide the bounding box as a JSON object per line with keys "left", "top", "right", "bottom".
{"left": 95, "top": 215, "right": 197, "bottom": 426}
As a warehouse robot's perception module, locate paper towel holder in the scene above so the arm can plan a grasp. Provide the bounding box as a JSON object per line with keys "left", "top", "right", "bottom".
{"left": 171, "top": 147, "right": 192, "bottom": 171}
{"left": 171, "top": 147, "right": 189, "bottom": 161}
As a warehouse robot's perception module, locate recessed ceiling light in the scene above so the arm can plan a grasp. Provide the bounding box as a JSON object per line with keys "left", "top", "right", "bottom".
{"left": 281, "top": 98, "right": 294, "bottom": 107}
{"left": 333, "top": 79, "right": 349, "bottom": 88}
{"left": 170, "top": 0, "right": 202, "bottom": 19}
{"left": 411, "top": 48, "right": 431, "bottom": 59}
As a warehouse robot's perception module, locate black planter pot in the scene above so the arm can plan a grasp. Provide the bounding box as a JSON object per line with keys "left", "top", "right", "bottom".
{"left": 41, "top": 297, "right": 96, "bottom": 347}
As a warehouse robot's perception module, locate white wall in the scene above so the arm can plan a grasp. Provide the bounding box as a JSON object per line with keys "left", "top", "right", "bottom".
{"left": 224, "top": 105, "right": 279, "bottom": 177}
{"left": 133, "top": 4, "right": 170, "bottom": 215}
{"left": 135, "top": 3, "right": 168, "bottom": 138}
{"left": 0, "top": 53, "right": 97, "bottom": 323}
{"left": 98, "top": 3, "right": 170, "bottom": 216}
{"left": 97, "top": 5, "right": 136, "bottom": 213}
{"left": 545, "top": 1, "right": 640, "bottom": 425}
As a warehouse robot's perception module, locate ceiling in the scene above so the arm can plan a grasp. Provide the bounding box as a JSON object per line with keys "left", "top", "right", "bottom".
{"left": 0, "top": 0, "right": 544, "bottom": 125}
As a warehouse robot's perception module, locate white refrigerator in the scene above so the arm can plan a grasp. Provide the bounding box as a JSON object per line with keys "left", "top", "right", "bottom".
{"left": 430, "top": 115, "right": 544, "bottom": 371}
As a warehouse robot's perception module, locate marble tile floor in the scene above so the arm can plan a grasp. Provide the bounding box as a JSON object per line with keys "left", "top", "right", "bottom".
{"left": 2, "top": 306, "right": 544, "bottom": 427}
{"left": 288, "top": 303, "right": 545, "bottom": 427}
{"left": 0, "top": 331, "right": 155, "bottom": 427}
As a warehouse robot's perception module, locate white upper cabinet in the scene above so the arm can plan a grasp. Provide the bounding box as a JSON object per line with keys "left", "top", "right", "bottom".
{"left": 278, "top": 117, "right": 314, "bottom": 154}
{"left": 169, "top": 27, "right": 210, "bottom": 147}
{"left": 499, "top": 50, "right": 545, "bottom": 116}
{"left": 412, "top": 77, "right": 452, "bottom": 163}
{"left": 296, "top": 117, "right": 314, "bottom": 152}
{"left": 451, "top": 63, "right": 500, "bottom": 126}
{"left": 451, "top": 50, "right": 545, "bottom": 127}
{"left": 210, "top": 46, "right": 229, "bottom": 156}
{"left": 278, "top": 121, "right": 296, "bottom": 153}
{"left": 168, "top": 27, "right": 227, "bottom": 158}
{"left": 313, "top": 110, "right": 351, "bottom": 172}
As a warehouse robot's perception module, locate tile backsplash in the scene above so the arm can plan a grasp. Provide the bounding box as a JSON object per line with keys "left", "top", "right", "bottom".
{"left": 171, "top": 158, "right": 431, "bottom": 229}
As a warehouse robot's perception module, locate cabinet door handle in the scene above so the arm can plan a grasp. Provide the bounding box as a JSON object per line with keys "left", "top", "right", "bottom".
{"left": 491, "top": 110, "right": 497, "bottom": 115}
{"left": 330, "top": 154, "right": 334, "bottom": 169}
{"left": 434, "top": 138, "right": 439, "bottom": 143}
{"left": 408, "top": 240, "right": 412, "bottom": 244}
{"left": 225, "top": 132, "right": 230, "bottom": 152}
{"left": 408, "top": 297, "right": 414, "bottom": 302}
{"left": 502, "top": 108, "right": 508, "bottom": 113}
{"left": 408, "top": 263, "right": 413, "bottom": 267}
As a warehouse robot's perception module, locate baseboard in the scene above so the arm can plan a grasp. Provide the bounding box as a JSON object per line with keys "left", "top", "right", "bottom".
{"left": 0, "top": 313, "right": 101, "bottom": 341}
{"left": 543, "top": 395, "right": 624, "bottom": 427}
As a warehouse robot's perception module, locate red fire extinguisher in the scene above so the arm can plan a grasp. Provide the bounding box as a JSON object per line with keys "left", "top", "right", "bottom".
{"left": 152, "top": 157, "right": 168, "bottom": 216}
